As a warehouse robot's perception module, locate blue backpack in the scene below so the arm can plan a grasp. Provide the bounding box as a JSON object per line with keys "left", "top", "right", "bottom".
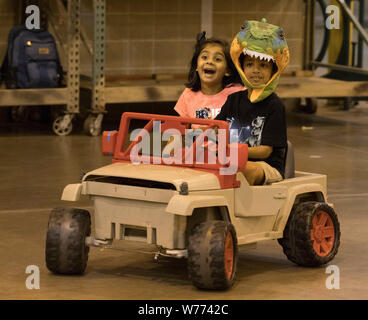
{"left": 0, "top": 25, "right": 63, "bottom": 89}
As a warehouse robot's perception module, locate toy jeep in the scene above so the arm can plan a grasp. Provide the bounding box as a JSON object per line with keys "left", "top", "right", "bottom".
{"left": 45, "top": 112, "right": 340, "bottom": 290}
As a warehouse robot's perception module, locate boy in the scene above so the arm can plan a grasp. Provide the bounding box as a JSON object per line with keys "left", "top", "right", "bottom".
{"left": 215, "top": 19, "right": 290, "bottom": 185}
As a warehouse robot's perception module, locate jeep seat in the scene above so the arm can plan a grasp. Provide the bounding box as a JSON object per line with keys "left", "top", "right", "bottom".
{"left": 284, "top": 140, "right": 295, "bottom": 179}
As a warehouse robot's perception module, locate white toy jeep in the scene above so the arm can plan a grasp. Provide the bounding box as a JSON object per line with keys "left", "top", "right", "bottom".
{"left": 45, "top": 112, "right": 340, "bottom": 290}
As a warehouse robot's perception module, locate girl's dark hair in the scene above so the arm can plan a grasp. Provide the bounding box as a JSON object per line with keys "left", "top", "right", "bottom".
{"left": 185, "top": 31, "right": 243, "bottom": 92}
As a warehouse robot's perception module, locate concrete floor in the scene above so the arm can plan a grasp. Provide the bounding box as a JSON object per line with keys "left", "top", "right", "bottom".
{"left": 1, "top": 101, "right": 368, "bottom": 300}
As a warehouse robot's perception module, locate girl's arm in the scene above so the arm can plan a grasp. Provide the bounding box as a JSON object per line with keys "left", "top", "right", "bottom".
{"left": 174, "top": 89, "right": 190, "bottom": 117}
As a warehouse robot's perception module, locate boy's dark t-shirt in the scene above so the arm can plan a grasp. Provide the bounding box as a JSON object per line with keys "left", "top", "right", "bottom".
{"left": 215, "top": 90, "right": 287, "bottom": 177}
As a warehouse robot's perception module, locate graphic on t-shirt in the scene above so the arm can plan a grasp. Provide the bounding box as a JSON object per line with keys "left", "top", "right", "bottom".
{"left": 227, "top": 116, "right": 266, "bottom": 147}
{"left": 196, "top": 107, "right": 211, "bottom": 119}
{"left": 196, "top": 107, "right": 222, "bottom": 119}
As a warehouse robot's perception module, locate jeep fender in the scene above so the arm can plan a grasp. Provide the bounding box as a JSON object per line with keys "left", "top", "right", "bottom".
{"left": 274, "top": 183, "right": 327, "bottom": 232}
{"left": 61, "top": 183, "right": 83, "bottom": 201}
{"left": 166, "top": 194, "right": 229, "bottom": 216}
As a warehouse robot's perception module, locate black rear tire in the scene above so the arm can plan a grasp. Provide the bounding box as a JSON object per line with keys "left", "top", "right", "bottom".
{"left": 278, "top": 201, "right": 340, "bottom": 267}
{"left": 188, "top": 220, "right": 238, "bottom": 290}
{"left": 45, "top": 207, "right": 91, "bottom": 274}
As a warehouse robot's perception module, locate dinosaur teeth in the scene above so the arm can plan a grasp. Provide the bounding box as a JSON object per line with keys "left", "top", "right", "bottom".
{"left": 243, "top": 49, "right": 275, "bottom": 62}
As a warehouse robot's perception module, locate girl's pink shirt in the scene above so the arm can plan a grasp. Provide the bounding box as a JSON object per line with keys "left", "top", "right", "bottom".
{"left": 174, "top": 84, "right": 245, "bottom": 119}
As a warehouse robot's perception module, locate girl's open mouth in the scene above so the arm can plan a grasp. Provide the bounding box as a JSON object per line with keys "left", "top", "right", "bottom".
{"left": 204, "top": 69, "right": 216, "bottom": 74}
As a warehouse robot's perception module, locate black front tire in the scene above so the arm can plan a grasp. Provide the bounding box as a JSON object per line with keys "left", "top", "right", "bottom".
{"left": 278, "top": 201, "right": 340, "bottom": 267}
{"left": 45, "top": 208, "right": 91, "bottom": 274}
{"left": 188, "top": 220, "right": 238, "bottom": 290}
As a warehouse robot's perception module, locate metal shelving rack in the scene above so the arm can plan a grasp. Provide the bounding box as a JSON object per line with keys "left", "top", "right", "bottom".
{"left": 300, "top": 0, "right": 368, "bottom": 111}
{"left": 81, "top": 0, "right": 187, "bottom": 136}
{"left": 0, "top": 0, "right": 81, "bottom": 136}
{"left": 82, "top": 0, "right": 106, "bottom": 136}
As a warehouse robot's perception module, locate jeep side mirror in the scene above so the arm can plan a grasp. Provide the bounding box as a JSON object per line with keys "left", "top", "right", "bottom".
{"left": 102, "top": 130, "right": 118, "bottom": 156}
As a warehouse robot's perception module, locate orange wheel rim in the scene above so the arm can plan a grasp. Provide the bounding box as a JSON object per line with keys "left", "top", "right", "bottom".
{"left": 224, "top": 232, "right": 234, "bottom": 280}
{"left": 310, "top": 210, "right": 335, "bottom": 257}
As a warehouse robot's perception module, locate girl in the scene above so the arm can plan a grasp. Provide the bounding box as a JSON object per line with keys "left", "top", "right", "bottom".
{"left": 174, "top": 32, "right": 244, "bottom": 120}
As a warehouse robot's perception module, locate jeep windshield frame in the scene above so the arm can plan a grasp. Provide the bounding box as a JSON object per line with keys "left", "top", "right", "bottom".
{"left": 113, "top": 112, "right": 234, "bottom": 169}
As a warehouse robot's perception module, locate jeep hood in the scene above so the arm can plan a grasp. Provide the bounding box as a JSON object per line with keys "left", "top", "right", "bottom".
{"left": 83, "top": 162, "right": 220, "bottom": 191}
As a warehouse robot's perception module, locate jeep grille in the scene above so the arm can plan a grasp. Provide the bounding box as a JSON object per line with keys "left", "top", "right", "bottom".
{"left": 84, "top": 175, "right": 177, "bottom": 190}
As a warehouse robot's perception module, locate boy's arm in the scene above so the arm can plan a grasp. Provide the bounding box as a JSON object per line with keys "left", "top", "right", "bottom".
{"left": 247, "top": 145, "right": 273, "bottom": 159}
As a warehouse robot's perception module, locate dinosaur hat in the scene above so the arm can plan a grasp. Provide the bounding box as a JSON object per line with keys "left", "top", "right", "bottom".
{"left": 230, "top": 19, "right": 290, "bottom": 103}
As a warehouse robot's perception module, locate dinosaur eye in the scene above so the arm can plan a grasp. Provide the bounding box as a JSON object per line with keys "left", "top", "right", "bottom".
{"left": 240, "top": 21, "right": 249, "bottom": 30}
{"left": 278, "top": 28, "right": 285, "bottom": 40}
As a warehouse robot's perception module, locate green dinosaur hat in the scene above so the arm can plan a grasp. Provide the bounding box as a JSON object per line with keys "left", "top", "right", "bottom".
{"left": 230, "top": 19, "right": 290, "bottom": 103}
